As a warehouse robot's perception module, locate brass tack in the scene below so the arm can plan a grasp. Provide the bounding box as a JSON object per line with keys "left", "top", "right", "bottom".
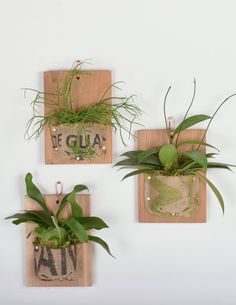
{"left": 147, "top": 197, "right": 151, "bottom": 201}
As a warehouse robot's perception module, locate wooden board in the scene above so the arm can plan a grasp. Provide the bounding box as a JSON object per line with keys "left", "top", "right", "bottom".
{"left": 25, "top": 194, "right": 92, "bottom": 286}
{"left": 137, "top": 129, "right": 206, "bottom": 223}
{"left": 44, "top": 70, "right": 112, "bottom": 164}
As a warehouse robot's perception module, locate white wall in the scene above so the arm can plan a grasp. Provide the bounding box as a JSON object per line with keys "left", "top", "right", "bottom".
{"left": 1, "top": 0, "right": 236, "bottom": 304}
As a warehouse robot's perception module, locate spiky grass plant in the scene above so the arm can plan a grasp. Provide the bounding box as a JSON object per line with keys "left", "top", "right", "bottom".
{"left": 115, "top": 80, "right": 236, "bottom": 213}
{"left": 24, "top": 60, "right": 142, "bottom": 159}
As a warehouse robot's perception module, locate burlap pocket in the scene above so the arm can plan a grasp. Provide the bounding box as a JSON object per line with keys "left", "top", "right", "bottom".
{"left": 144, "top": 175, "right": 200, "bottom": 217}
{"left": 34, "top": 244, "right": 82, "bottom": 281}
{"left": 50, "top": 123, "right": 107, "bottom": 161}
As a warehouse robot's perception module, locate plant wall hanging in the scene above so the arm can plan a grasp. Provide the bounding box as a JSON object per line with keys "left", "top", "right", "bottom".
{"left": 6, "top": 173, "right": 113, "bottom": 286}
{"left": 25, "top": 60, "right": 142, "bottom": 164}
{"left": 115, "top": 80, "right": 236, "bottom": 223}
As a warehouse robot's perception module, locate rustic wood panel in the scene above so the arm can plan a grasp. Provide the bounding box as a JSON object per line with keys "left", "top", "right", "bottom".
{"left": 44, "top": 70, "right": 112, "bottom": 164}
{"left": 137, "top": 129, "right": 206, "bottom": 223}
{"left": 25, "top": 194, "right": 92, "bottom": 286}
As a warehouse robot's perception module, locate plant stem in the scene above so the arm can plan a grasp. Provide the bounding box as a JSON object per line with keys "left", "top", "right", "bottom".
{"left": 163, "top": 86, "right": 171, "bottom": 143}
{"left": 196, "top": 93, "right": 236, "bottom": 150}
{"left": 175, "top": 78, "right": 196, "bottom": 146}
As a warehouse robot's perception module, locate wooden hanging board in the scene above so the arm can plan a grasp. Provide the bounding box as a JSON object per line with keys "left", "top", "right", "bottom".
{"left": 137, "top": 129, "right": 206, "bottom": 223}
{"left": 44, "top": 70, "right": 112, "bottom": 164}
{"left": 25, "top": 194, "right": 92, "bottom": 287}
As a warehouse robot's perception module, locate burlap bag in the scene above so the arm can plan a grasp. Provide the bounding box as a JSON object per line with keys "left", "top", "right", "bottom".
{"left": 144, "top": 174, "right": 200, "bottom": 217}
{"left": 34, "top": 244, "right": 81, "bottom": 281}
{"left": 50, "top": 123, "right": 108, "bottom": 161}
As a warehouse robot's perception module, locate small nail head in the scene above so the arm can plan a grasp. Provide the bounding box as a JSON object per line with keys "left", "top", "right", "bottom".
{"left": 76, "top": 157, "right": 80, "bottom": 160}
{"left": 54, "top": 147, "right": 58, "bottom": 151}
{"left": 102, "top": 146, "right": 106, "bottom": 150}
{"left": 34, "top": 246, "right": 39, "bottom": 251}
{"left": 147, "top": 176, "right": 151, "bottom": 180}
{"left": 52, "top": 128, "right": 56, "bottom": 132}
{"left": 147, "top": 196, "right": 151, "bottom": 201}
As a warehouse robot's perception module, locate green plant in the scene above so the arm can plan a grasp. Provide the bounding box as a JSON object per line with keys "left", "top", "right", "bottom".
{"left": 6, "top": 173, "right": 113, "bottom": 256}
{"left": 69, "top": 135, "right": 97, "bottom": 160}
{"left": 24, "top": 60, "right": 142, "bottom": 159}
{"left": 115, "top": 80, "right": 236, "bottom": 213}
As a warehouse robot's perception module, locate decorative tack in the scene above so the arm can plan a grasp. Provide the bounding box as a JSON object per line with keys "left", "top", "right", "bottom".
{"left": 147, "top": 176, "right": 151, "bottom": 180}
{"left": 147, "top": 196, "right": 151, "bottom": 201}
{"left": 76, "top": 157, "right": 80, "bottom": 160}
{"left": 34, "top": 246, "right": 39, "bottom": 251}
{"left": 52, "top": 128, "right": 56, "bottom": 132}
{"left": 54, "top": 147, "right": 58, "bottom": 151}
{"left": 102, "top": 146, "right": 106, "bottom": 150}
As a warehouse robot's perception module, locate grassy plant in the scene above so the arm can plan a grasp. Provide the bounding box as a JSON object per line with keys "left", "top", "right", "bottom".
{"left": 115, "top": 80, "right": 236, "bottom": 213}
{"left": 6, "top": 173, "right": 113, "bottom": 256}
{"left": 69, "top": 136, "right": 97, "bottom": 160}
{"left": 24, "top": 60, "right": 142, "bottom": 158}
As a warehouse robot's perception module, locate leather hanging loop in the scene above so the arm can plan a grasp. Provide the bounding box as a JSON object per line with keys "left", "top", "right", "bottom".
{"left": 168, "top": 116, "right": 175, "bottom": 139}
{"left": 55, "top": 181, "right": 63, "bottom": 204}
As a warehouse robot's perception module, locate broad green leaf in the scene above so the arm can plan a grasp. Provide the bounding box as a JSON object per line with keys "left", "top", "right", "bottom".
{"left": 51, "top": 216, "right": 62, "bottom": 243}
{"left": 76, "top": 217, "right": 109, "bottom": 230}
{"left": 206, "top": 153, "right": 218, "bottom": 158}
{"left": 33, "top": 226, "right": 46, "bottom": 237}
{"left": 118, "top": 164, "right": 158, "bottom": 171}
{"left": 88, "top": 235, "right": 114, "bottom": 257}
{"left": 137, "top": 147, "right": 160, "bottom": 163}
{"left": 64, "top": 217, "right": 88, "bottom": 242}
{"left": 114, "top": 159, "right": 140, "bottom": 167}
{"left": 56, "top": 184, "right": 88, "bottom": 218}
{"left": 173, "top": 115, "right": 211, "bottom": 136}
{"left": 207, "top": 162, "right": 236, "bottom": 171}
{"left": 26, "top": 210, "right": 54, "bottom": 227}
{"left": 67, "top": 192, "right": 83, "bottom": 219}
{"left": 121, "top": 150, "right": 143, "bottom": 160}
{"left": 140, "top": 155, "right": 162, "bottom": 166}
{"left": 176, "top": 140, "right": 219, "bottom": 151}
{"left": 185, "top": 151, "right": 208, "bottom": 170}
{"left": 196, "top": 173, "right": 224, "bottom": 214}
{"left": 159, "top": 144, "right": 178, "bottom": 168}
{"left": 73, "top": 185, "right": 89, "bottom": 193}
{"left": 6, "top": 212, "right": 47, "bottom": 227}
{"left": 180, "top": 160, "right": 198, "bottom": 172}
{"left": 121, "top": 169, "right": 154, "bottom": 181}
{"left": 43, "top": 228, "right": 60, "bottom": 241}
{"left": 25, "top": 173, "right": 51, "bottom": 217}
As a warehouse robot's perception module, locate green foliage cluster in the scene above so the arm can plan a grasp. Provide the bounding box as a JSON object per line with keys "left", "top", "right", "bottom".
{"left": 115, "top": 80, "right": 236, "bottom": 213}
{"left": 24, "top": 60, "right": 142, "bottom": 159}
{"left": 6, "top": 173, "right": 113, "bottom": 256}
